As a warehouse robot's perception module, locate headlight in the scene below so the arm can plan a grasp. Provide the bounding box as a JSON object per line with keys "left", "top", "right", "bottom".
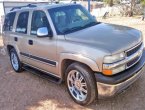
{"left": 104, "top": 52, "right": 125, "bottom": 63}
{"left": 103, "top": 52, "right": 126, "bottom": 75}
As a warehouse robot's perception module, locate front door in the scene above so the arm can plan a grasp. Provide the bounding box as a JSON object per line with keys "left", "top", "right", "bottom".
{"left": 26, "top": 10, "right": 59, "bottom": 77}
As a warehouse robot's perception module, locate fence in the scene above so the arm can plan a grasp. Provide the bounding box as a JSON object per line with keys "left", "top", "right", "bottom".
{"left": 91, "top": 5, "right": 122, "bottom": 17}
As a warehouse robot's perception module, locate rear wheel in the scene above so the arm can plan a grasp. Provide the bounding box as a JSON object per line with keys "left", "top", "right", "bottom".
{"left": 9, "top": 48, "right": 23, "bottom": 72}
{"left": 65, "top": 62, "right": 97, "bottom": 105}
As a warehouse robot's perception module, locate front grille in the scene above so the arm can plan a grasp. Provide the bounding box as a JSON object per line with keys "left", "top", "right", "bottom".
{"left": 126, "top": 43, "right": 142, "bottom": 56}
{"left": 126, "top": 42, "right": 143, "bottom": 69}
{"left": 127, "top": 56, "right": 140, "bottom": 67}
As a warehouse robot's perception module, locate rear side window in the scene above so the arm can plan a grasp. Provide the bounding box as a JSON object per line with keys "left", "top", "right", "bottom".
{"left": 3, "top": 12, "right": 16, "bottom": 31}
{"left": 16, "top": 11, "right": 29, "bottom": 34}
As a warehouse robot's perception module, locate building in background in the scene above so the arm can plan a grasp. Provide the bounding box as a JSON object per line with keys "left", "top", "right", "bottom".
{"left": 0, "top": 0, "right": 49, "bottom": 34}
{"left": 0, "top": 0, "right": 104, "bottom": 34}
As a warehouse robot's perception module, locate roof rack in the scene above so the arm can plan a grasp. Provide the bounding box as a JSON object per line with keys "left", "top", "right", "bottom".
{"left": 10, "top": 1, "right": 75, "bottom": 12}
{"left": 10, "top": 4, "right": 37, "bottom": 11}
{"left": 48, "top": 1, "right": 60, "bottom": 4}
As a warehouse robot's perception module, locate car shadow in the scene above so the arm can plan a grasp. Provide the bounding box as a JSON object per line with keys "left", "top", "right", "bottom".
{"left": 24, "top": 68, "right": 145, "bottom": 110}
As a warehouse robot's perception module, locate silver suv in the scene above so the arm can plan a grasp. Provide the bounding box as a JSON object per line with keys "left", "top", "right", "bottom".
{"left": 2, "top": 3, "right": 145, "bottom": 105}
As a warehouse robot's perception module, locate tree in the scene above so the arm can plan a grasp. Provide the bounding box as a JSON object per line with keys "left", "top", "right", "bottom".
{"left": 110, "top": 0, "right": 113, "bottom": 6}
{"left": 129, "top": 0, "right": 137, "bottom": 16}
{"left": 104, "top": 0, "right": 114, "bottom": 7}
{"left": 141, "top": 0, "right": 145, "bottom": 6}
{"left": 141, "top": 0, "right": 145, "bottom": 20}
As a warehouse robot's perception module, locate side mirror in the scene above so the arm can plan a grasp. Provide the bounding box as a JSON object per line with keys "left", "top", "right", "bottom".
{"left": 92, "top": 15, "right": 97, "bottom": 21}
{"left": 37, "top": 27, "right": 52, "bottom": 37}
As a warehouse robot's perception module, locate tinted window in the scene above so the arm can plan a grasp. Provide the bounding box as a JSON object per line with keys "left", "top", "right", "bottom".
{"left": 48, "top": 5, "right": 97, "bottom": 34}
{"left": 31, "top": 11, "right": 50, "bottom": 35}
{"left": 16, "top": 12, "right": 29, "bottom": 34}
{"left": 3, "top": 12, "right": 16, "bottom": 31}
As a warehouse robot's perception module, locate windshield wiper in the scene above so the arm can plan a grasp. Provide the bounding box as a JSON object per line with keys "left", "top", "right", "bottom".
{"left": 63, "top": 22, "right": 100, "bottom": 34}
{"left": 83, "top": 21, "right": 100, "bottom": 28}
{"left": 63, "top": 26, "right": 83, "bottom": 33}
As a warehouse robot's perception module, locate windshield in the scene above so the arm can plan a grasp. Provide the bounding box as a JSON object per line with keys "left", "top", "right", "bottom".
{"left": 48, "top": 5, "right": 99, "bottom": 34}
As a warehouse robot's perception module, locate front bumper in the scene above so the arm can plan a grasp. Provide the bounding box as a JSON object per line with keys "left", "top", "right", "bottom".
{"left": 95, "top": 49, "right": 145, "bottom": 99}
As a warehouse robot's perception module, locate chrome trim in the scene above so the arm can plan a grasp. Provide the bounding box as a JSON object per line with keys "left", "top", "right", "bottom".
{"left": 37, "top": 27, "right": 48, "bottom": 37}
{"left": 97, "top": 66, "right": 144, "bottom": 99}
{"left": 103, "top": 44, "right": 144, "bottom": 69}
{"left": 67, "top": 70, "right": 88, "bottom": 101}
{"left": 126, "top": 53, "right": 142, "bottom": 69}
{"left": 125, "top": 42, "right": 142, "bottom": 53}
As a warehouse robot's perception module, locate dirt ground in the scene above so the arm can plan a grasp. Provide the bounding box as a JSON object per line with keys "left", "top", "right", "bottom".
{"left": 0, "top": 17, "right": 145, "bottom": 110}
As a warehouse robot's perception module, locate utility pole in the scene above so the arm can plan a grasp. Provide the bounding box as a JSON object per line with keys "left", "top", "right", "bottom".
{"left": 50, "top": 0, "right": 53, "bottom": 4}
{"left": 88, "top": 0, "right": 90, "bottom": 12}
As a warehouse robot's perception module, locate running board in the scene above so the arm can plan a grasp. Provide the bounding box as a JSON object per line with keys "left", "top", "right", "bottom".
{"left": 23, "top": 65, "right": 62, "bottom": 84}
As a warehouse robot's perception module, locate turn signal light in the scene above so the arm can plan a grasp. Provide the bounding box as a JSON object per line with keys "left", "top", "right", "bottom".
{"left": 102, "top": 69, "right": 112, "bottom": 76}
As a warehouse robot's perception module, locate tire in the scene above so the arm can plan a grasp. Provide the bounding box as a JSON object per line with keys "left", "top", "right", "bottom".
{"left": 9, "top": 48, "right": 23, "bottom": 72}
{"left": 65, "top": 62, "right": 97, "bottom": 105}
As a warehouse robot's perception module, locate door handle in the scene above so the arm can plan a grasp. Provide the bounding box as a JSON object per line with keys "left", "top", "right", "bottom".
{"left": 28, "top": 40, "right": 33, "bottom": 45}
{"left": 14, "top": 37, "right": 18, "bottom": 41}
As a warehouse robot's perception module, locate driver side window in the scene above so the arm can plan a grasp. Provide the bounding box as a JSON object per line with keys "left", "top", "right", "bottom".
{"left": 31, "top": 10, "right": 50, "bottom": 35}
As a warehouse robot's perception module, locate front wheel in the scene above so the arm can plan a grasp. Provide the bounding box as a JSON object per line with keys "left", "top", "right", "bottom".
{"left": 9, "top": 48, "right": 23, "bottom": 72}
{"left": 65, "top": 62, "right": 97, "bottom": 105}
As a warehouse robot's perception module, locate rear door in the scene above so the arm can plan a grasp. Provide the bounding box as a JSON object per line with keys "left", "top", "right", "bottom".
{"left": 12, "top": 11, "right": 30, "bottom": 63}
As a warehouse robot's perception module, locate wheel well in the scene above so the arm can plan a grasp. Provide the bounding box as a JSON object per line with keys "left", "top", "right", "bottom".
{"left": 7, "top": 45, "right": 14, "bottom": 55}
{"left": 61, "top": 59, "right": 93, "bottom": 81}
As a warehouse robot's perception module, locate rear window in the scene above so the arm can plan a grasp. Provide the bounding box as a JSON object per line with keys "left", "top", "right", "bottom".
{"left": 3, "top": 12, "right": 16, "bottom": 31}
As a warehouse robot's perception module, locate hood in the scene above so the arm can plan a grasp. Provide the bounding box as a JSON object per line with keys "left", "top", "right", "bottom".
{"left": 65, "top": 23, "right": 142, "bottom": 54}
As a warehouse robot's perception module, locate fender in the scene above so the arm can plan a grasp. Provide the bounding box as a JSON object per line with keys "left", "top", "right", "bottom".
{"left": 7, "top": 43, "right": 21, "bottom": 59}
{"left": 59, "top": 52, "right": 100, "bottom": 77}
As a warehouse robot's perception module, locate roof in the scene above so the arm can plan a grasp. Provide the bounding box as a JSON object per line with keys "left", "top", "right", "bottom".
{"left": 9, "top": 3, "right": 77, "bottom": 13}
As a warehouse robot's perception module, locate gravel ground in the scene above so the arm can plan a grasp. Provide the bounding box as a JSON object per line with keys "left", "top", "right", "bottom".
{"left": 0, "top": 17, "right": 145, "bottom": 110}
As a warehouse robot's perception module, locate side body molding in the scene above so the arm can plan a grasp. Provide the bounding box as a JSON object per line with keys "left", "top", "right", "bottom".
{"left": 59, "top": 52, "right": 100, "bottom": 77}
